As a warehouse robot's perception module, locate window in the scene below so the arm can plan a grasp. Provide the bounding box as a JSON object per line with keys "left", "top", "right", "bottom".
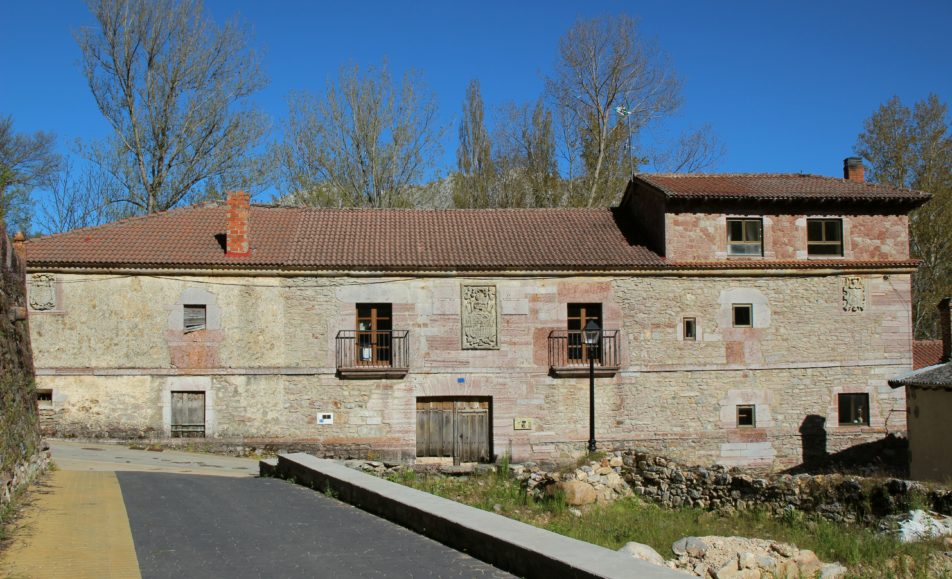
{"left": 36, "top": 389, "right": 53, "bottom": 409}
{"left": 732, "top": 304, "right": 753, "bottom": 327}
{"left": 736, "top": 405, "right": 756, "bottom": 427}
{"left": 838, "top": 393, "right": 870, "bottom": 425}
{"left": 356, "top": 303, "right": 392, "bottom": 364}
{"left": 683, "top": 318, "right": 697, "bottom": 341}
{"left": 568, "top": 303, "right": 603, "bottom": 361}
{"left": 183, "top": 304, "right": 206, "bottom": 332}
{"left": 807, "top": 219, "right": 843, "bottom": 256}
{"left": 727, "top": 218, "right": 763, "bottom": 256}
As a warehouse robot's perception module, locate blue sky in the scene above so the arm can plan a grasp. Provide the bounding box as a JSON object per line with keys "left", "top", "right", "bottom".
{"left": 1, "top": 0, "right": 950, "bottom": 185}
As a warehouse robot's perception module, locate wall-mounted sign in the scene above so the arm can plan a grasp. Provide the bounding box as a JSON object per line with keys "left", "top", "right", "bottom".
{"left": 513, "top": 417, "right": 533, "bottom": 430}
{"left": 318, "top": 412, "right": 334, "bottom": 425}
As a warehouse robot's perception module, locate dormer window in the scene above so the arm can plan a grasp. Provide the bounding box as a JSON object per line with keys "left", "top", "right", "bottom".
{"left": 727, "top": 218, "right": 763, "bottom": 256}
{"left": 807, "top": 219, "right": 843, "bottom": 256}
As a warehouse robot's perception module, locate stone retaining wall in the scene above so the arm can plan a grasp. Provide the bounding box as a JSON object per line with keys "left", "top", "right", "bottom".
{"left": 621, "top": 449, "right": 951, "bottom": 523}
{"left": 0, "top": 225, "right": 44, "bottom": 514}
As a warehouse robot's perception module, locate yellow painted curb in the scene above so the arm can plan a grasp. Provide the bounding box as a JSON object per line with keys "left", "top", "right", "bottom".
{"left": 0, "top": 470, "right": 141, "bottom": 579}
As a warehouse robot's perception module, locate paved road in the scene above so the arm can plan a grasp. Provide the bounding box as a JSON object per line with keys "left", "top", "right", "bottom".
{"left": 1, "top": 442, "right": 512, "bottom": 578}
{"left": 120, "top": 472, "right": 512, "bottom": 578}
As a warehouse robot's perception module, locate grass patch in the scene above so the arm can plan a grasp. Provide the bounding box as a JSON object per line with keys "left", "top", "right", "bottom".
{"left": 388, "top": 470, "right": 947, "bottom": 579}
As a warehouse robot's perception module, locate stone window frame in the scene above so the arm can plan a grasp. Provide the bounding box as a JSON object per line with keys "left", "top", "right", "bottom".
{"left": 837, "top": 392, "right": 870, "bottom": 426}
{"left": 161, "top": 376, "right": 216, "bottom": 438}
{"left": 681, "top": 317, "right": 698, "bottom": 341}
{"left": 35, "top": 388, "right": 53, "bottom": 409}
{"left": 167, "top": 288, "right": 221, "bottom": 332}
{"left": 732, "top": 304, "right": 753, "bottom": 328}
{"left": 736, "top": 404, "right": 756, "bottom": 428}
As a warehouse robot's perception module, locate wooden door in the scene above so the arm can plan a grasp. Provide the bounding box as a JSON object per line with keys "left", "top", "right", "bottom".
{"left": 567, "top": 303, "right": 602, "bottom": 363}
{"left": 416, "top": 398, "right": 491, "bottom": 464}
{"left": 171, "top": 391, "right": 205, "bottom": 437}
{"left": 356, "top": 303, "right": 392, "bottom": 366}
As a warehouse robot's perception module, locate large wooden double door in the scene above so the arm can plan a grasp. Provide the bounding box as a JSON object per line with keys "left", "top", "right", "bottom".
{"left": 416, "top": 397, "right": 491, "bottom": 464}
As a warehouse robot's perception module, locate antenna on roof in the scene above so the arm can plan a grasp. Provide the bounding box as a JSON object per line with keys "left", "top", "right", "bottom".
{"left": 615, "top": 105, "right": 635, "bottom": 179}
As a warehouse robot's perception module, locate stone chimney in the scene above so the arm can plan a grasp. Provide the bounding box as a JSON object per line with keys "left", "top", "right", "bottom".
{"left": 940, "top": 297, "right": 951, "bottom": 363}
{"left": 225, "top": 191, "right": 251, "bottom": 257}
{"left": 843, "top": 157, "right": 865, "bottom": 183}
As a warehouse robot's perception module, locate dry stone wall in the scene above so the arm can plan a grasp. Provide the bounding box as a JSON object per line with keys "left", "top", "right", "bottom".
{"left": 0, "top": 226, "right": 46, "bottom": 510}
{"left": 620, "top": 449, "right": 951, "bottom": 524}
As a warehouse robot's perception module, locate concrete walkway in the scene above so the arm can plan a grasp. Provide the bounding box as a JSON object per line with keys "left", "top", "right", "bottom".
{"left": 0, "top": 470, "right": 141, "bottom": 578}
{"left": 0, "top": 442, "right": 258, "bottom": 578}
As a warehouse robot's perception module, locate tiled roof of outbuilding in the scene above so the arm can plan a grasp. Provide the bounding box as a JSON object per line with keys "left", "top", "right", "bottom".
{"left": 913, "top": 340, "right": 945, "bottom": 370}
{"left": 636, "top": 173, "right": 931, "bottom": 202}
{"left": 889, "top": 363, "right": 952, "bottom": 390}
{"left": 24, "top": 204, "right": 667, "bottom": 271}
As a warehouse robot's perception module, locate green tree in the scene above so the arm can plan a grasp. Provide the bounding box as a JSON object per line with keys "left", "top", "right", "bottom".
{"left": 0, "top": 116, "right": 60, "bottom": 233}
{"left": 279, "top": 62, "right": 444, "bottom": 208}
{"left": 856, "top": 94, "right": 952, "bottom": 338}
{"left": 453, "top": 80, "right": 495, "bottom": 208}
{"left": 494, "top": 98, "right": 560, "bottom": 207}
{"left": 76, "top": 0, "right": 269, "bottom": 216}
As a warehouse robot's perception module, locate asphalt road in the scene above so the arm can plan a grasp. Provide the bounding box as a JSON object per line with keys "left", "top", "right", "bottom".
{"left": 117, "top": 471, "right": 514, "bottom": 579}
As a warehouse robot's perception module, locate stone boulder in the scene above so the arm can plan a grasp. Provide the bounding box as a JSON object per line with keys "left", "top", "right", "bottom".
{"left": 549, "top": 480, "right": 597, "bottom": 505}
{"left": 617, "top": 541, "right": 665, "bottom": 566}
{"left": 667, "top": 536, "right": 846, "bottom": 578}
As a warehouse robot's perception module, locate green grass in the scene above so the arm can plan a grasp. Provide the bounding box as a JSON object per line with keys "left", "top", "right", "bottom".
{"left": 388, "top": 470, "right": 948, "bottom": 579}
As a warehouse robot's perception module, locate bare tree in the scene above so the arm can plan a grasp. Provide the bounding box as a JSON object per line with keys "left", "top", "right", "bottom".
{"left": 650, "top": 124, "right": 726, "bottom": 173}
{"left": 36, "top": 161, "right": 123, "bottom": 234}
{"left": 453, "top": 80, "right": 495, "bottom": 208}
{"left": 0, "top": 116, "right": 61, "bottom": 232}
{"left": 547, "top": 15, "right": 680, "bottom": 207}
{"left": 279, "top": 63, "right": 443, "bottom": 208}
{"left": 856, "top": 94, "right": 952, "bottom": 338}
{"left": 76, "top": 0, "right": 269, "bottom": 216}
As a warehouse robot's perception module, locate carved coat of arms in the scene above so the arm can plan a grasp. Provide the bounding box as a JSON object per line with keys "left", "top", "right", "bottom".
{"left": 842, "top": 276, "right": 865, "bottom": 312}
{"left": 29, "top": 274, "right": 56, "bottom": 311}
{"left": 461, "top": 285, "right": 498, "bottom": 349}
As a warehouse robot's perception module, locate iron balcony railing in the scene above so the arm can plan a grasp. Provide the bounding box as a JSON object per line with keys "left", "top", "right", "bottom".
{"left": 547, "top": 329, "right": 621, "bottom": 371}
{"left": 335, "top": 330, "right": 409, "bottom": 371}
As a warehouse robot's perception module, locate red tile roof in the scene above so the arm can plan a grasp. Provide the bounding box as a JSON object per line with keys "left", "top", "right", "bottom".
{"left": 913, "top": 340, "right": 945, "bottom": 370}
{"left": 24, "top": 204, "right": 667, "bottom": 271}
{"left": 636, "top": 173, "right": 931, "bottom": 202}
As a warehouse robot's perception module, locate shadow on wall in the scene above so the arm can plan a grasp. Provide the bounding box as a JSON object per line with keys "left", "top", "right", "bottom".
{"left": 785, "top": 414, "right": 908, "bottom": 476}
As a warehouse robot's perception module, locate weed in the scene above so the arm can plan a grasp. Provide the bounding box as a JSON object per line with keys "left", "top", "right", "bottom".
{"left": 389, "top": 470, "right": 947, "bottom": 579}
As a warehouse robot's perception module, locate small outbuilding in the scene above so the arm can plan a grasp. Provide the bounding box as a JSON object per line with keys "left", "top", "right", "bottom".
{"left": 889, "top": 298, "right": 952, "bottom": 482}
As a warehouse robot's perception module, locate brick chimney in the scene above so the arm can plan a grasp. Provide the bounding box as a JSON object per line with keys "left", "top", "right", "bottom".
{"left": 225, "top": 191, "right": 251, "bottom": 257}
{"left": 940, "top": 297, "right": 951, "bottom": 363}
{"left": 843, "top": 157, "right": 865, "bottom": 183}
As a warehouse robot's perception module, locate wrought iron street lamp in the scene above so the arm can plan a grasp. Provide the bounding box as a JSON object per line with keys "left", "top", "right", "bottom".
{"left": 583, "top": 319, "right": 601, "bottom": 452}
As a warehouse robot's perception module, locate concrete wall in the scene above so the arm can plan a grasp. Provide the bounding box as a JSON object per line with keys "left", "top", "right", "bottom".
{"left": 28, "top": 271, "right": 912, "bottom": 469}
{"left": 906, "top": 386, "right": 952, "bottom": 482}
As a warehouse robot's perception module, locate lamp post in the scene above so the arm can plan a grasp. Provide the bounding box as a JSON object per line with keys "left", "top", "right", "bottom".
{"left": 583, "top": 319, "right": 601, "bottom": 453}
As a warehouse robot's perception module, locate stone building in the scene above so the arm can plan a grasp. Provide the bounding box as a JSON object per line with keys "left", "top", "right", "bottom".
{"left": 22, "top": 159, "right": 929, "bottom": 470}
